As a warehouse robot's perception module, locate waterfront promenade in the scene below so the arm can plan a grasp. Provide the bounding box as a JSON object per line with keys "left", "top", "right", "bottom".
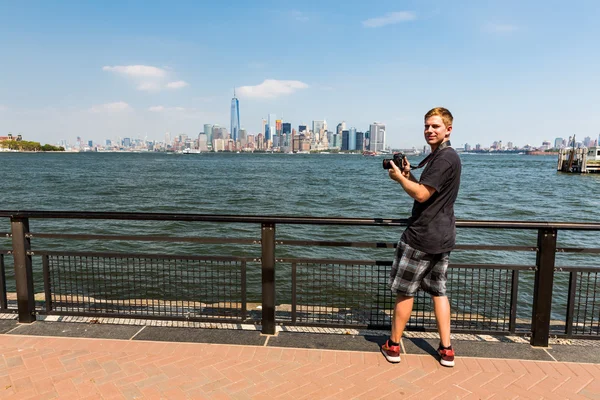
{"left": 0, "top": 317, "right": 598, "bottom": 399}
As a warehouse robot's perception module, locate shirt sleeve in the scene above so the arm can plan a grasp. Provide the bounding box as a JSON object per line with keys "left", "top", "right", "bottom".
{"left": 419, "top": 158, "right": 453, "bottom": 192}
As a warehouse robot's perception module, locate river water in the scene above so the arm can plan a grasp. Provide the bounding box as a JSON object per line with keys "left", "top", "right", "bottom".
{"left": 1, "top": 152, "right": 598, "bottom": 321}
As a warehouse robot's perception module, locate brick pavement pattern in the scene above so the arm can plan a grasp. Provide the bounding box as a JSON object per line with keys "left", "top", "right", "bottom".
{"left": 0, "top": 335, "right": 599, "bottom": 399}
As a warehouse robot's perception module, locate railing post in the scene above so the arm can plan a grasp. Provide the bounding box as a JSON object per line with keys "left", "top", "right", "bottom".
{"left": 530, "top": 228, "right": 557, "bottom": 346}
{"left": 261, "top": 222, "right": 276, "bottom": 334}
{"left": 10, "top": 217, "right": 36, "bottom": 323}
{"left": 509, "top": 269, "right": 519, "bottom": 333}
{"left": 564, "top": 271, "right": 577, "bottom": 336}
{"left": 0, "top": 254, "right": 8, "bottom": 310}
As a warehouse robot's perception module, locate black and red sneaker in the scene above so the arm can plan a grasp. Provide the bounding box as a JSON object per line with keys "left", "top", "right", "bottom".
{"left": 437, "top": 344, "right": 455, "bottom": 367}
{"left": 380, "top": 339, "right": 401, "bottom": 363}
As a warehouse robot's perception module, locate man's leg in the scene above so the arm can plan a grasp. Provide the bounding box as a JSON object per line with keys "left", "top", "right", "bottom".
{"left": 390, "top": 295, "right": 414, "bottom": 343}
{"left": 433, "top": 295, "right": 451, "bottom": 347}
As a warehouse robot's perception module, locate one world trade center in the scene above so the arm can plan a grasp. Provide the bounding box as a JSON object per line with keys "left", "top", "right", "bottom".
{"left": 230, "top": 89, "right": 240, "bottom": 142}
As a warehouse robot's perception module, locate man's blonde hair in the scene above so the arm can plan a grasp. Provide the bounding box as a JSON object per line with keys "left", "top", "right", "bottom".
{"left": 425, "top": 107, "right": 453, "bottom": 128}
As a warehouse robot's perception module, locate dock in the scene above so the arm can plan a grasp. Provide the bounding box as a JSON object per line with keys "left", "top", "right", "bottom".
{"left": 557, "top": 146, "right": 600, "bottom": 173}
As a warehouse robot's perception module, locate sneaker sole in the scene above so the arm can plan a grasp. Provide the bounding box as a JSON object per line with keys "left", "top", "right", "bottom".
{"left": 380, "top": 348, "right": 401, "bottom": 363}
{"left": 440, "top": 359, "right": 455, "bottom": 367}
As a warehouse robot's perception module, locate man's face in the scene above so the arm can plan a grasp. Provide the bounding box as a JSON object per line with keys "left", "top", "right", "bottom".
{"left": 424, "top": 116, "right": 452, "bottom": 149}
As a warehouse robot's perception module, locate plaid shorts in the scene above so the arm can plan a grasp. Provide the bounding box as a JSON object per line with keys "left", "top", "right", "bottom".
{"left": 389, "top": 240, "right": 450, "bottom": 297}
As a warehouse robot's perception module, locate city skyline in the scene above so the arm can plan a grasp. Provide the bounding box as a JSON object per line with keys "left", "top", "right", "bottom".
{"left": 1, "top": 1, "right": 600, "bottom": 148}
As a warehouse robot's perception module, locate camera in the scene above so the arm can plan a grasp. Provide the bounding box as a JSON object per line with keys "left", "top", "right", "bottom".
{"left": 382, "top": 152, "right": 406, "bottom": 170}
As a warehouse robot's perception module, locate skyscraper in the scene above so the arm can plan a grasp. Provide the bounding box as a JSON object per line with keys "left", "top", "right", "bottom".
{"left": 369, "top": 123, "right": 386, "bottom": 152}
{"left": 267, "top": 114, "right": 276, "bottom": 142}
{"left": 312, "top": 120, "right": 325, "bottom": 136}
{"left": 203, "top": 124, "right": 213, "bottom": 148}
{"left": 336, "top": 122, "right": 346, "bottom": 136}
{"left": 349, "top": 127, "right": 357, "bottom": 151}
{"left": 230, "top": 89, "right": 240, "bottom": 142}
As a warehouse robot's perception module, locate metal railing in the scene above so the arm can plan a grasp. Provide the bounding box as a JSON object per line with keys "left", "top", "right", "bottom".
{"left": 1, "top": 210, "right": 599, "bottom": 347}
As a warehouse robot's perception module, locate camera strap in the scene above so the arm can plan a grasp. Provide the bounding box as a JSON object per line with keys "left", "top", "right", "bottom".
{"left": 411, "top": 140, "right": 451, "bottom": 170}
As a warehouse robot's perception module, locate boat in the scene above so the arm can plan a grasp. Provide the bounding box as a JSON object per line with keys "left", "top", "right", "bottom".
{"left": 177, "top": 148, "right": 200, "bottom": 154}
{"left": 362, "top": 151, "right": 377, "bottom": 156}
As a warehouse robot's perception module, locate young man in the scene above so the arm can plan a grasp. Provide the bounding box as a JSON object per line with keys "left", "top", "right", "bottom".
{"left": 381, "top": 107, "right": 461, "bottom": 367}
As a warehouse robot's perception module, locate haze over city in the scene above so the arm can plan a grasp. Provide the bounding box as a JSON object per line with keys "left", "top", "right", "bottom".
{"left": 1, "top": 0, "right": 599, "bottom": 149}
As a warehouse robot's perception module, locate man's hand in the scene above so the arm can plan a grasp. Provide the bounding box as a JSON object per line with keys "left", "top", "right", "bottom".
{"left": 388, "top": 157, "right": 411, "bottom": 182}
{"left": 401, "top": 157, "right": 411, "bottom": 176}
{"left": 388, "top": 157, "right": 436, "bottom": 202}
{"left": 388, "top": 160, "right": 405, "bottom": 182}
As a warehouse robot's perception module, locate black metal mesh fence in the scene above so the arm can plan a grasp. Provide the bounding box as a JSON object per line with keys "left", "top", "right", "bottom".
{"left": 44, "top": 253, "right": 246, "bottom": 322}
{"left": 444, "top": 267, "right": 517, "bottom": 332}
{"left": 290, "top": 260, "right": 522, "bottom": 333}
{"left": 572, "top": 270, "right": 600, "bottom": 335}
{"left": 290, "top": 261, "right": 394, "bottom": 327}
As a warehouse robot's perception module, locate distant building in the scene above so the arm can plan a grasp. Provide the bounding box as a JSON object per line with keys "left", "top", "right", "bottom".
{"left": 554, "top": 137, "right": 564, "bottom": 149}
{"left": 355, "top": 132, "right": 364, "bottom": 151}
{"left": 336, "top": 122, "right": 346, "bottom": 136}
{"left": 348, "top": 127, "right": 357, "bottom": 151}
{"left": 198, "top": 133, "right": 209, "bottom": 151}
{"left": 203, "top": 124, "right": 212, "bottom": 148}
{"left": 230, "top": 90, "right": 240, "bottom": 142}
{"left": 239, "top": 128, "right": 247, "bottom": 147}
{"left": 341, "top": 130, "right": 349, "bottom": 151}
{"left": 212, "top": 125, "right": 223, "bottom": 140}
{"left": 257, "top": 133, "right": 265, "bottom": 150}
{"left": 312, "top": 120, "right": 325, "bottom": 140}
{"left": 369, "top": 123, "right": 385, "bottom": 152}
{"left": 267, "top": 114, "right": 276, "bottom": 142}
{"left": 213, "top": 138, "right": 225, "bottom": 152}
{"left": 332, "top": 134, "right": 340, "bottom": 149}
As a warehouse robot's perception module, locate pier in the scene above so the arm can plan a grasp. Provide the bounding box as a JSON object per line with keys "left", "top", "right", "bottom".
{"left": 557, "top": 146, "right": 600, "bottom": 173}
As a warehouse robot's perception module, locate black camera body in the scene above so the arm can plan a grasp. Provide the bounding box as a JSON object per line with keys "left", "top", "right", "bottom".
{"left": 382, "top": 152, "right": 406, "bottom": 170}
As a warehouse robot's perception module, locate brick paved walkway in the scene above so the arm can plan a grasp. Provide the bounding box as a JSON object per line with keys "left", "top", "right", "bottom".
{"left": 0, "top": 335, "right": 598, "bottom": 399}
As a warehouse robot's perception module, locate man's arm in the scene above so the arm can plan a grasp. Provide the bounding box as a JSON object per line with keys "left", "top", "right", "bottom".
{"left": 388, "top": 161, "right": 436, "bottom": 203}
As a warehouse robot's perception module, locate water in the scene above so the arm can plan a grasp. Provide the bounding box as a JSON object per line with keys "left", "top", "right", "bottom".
{"left": 1, "top": 152, "right": 599, "bottom": 320}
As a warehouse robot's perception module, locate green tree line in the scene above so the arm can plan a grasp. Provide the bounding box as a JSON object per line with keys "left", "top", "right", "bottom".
{"left": 0, "top": 140, "right": 65, "bottom": 152}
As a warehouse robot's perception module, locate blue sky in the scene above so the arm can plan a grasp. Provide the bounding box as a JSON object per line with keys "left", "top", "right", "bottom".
{"left": 1, "top": 0, "right": 600, "bottom": 148}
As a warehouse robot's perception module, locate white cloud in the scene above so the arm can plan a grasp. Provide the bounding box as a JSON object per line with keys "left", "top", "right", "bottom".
{"left": 237, "top": 79, "right": 309, "bottom": 99}
{"left": 362, "top": 11, "right": 416, "bottom": 28}
{"left": 102, "top": 65, "right": 167, "bottom": 78}
{"left": 148, "top": 106, "right": 186, "bottom": 112}
{"left": 0, "top": 105, "right": 6, "bottom": 111}
{"left": 89, "top": 101, "right": 132, "bottom": 113}
{"left": 166, "top": 80, "right": 188, "bottom": 89}
{"left": 102, "top": 65, "right": 188, "bottom": 92}
{"left": 484, "top": 23, "right": 519, "bottom": 33}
